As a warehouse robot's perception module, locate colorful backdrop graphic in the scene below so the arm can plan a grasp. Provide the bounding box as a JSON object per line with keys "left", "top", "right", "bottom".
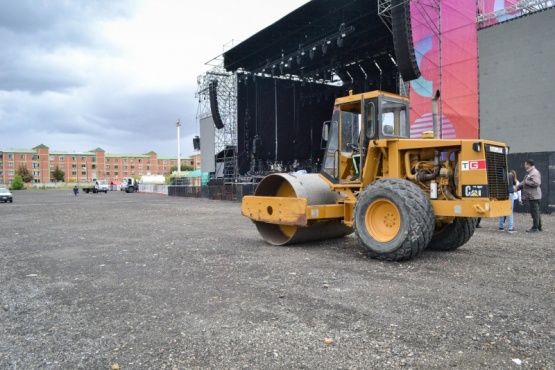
{"left": 408, "top": 0, "right": 511, "bottom": 139}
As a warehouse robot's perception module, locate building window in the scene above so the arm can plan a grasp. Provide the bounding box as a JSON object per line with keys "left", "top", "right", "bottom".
{"left": 32, "top": 171, "right": 40, "bottom": 176}
{"left": 106, "top": 172, "right": 110, "bottom": 176}
{"left": 8, "top": 170, "right": 14, "bottom": 175}
{"left": 0, "top": 171, "right": 2, "bottom": 176}
{"left": 20, "top": 154, "right": 26, "bottom": 159}
{"left": 8, "top": 162, "right": 14, "bottom": 167}
{"left": 114, "top": 165, "right": 119, "bottom": 169}
{"left": 72, "top": 164, "right": 77, "bottom": 168}
{"left": 124, "top": 159, "right": 128, "bottom": 163}
{"left": 81, "top": 171, "right": 86, "bottom": 176}
{"left": 81, "top": 156, "right": 86, "bottom": 161}
{"left": 8, "top": 153, "right": 13, "bottom": 159}
{"left": 163, "top": 160, "right": 167, "bottom": 164}
{"left": 32, "top": 163, "right": 39, "bottom": 168}
{"left": 139, "top": 172, "right": 143, "bottom": 176}
{"left": 114, "top": 158, "right": 119, "bottom": 163}
{"left": 49, "top": 155, "right": 54, "bottom": 160}
{"left": 105, "top": 165, "right": 110, "bottom": 170}
{"left": 50, "top": 164, "right": 55, "bottom": 168}
{"left": 114, "top": 172, "right": 118, "bottom": 176}
{"left": 138, "top": 159, "right": 142, "bottom": 163}
{"left": 131, "top": 165, "right": 135, "bottom": 170}
{"left": 91, "top": 164, "right": 96, "bottom": 169}
{"left": 130, "top": 159, "right": 134, "bottom": 163}
{"left": 72, "top": 156, "right": 76, "bottom": 161}
{"left": 105, "top": 158, "right": 110, "bottom": 163}
{"left": 147, "top": 166, "right": 151, "bottom": 171}
{"left": 92, "top": 157, "right": 96, "bottom": 162}
{"left": 32, "top": 155, "right": 38, "bottom": 160}
{"left": 59, "top": 156, "right": 64, "bottom": 161}
{"left": 139, "top": 165, "right": 142, "bottom": 169}
{"left": 60, "top": 164, "right": 64, "bottom": 169}
{"left": 124, "top": 165, "right": 128, "bottom": 170}
{"left": 72, "top": 171, "right": 77, "bottom": 176}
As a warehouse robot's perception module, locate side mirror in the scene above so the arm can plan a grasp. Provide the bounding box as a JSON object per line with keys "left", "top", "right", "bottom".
{"left": 322, "top": 121, "right": 330, "bottom": 142}
{"left": 320, "top": 121, "right": 330, "bottom": 149}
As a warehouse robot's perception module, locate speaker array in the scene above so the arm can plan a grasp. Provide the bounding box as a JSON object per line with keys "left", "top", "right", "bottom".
{"left": 208, "top": 80, "right": 225, "bottom": 129}
{"left": 193, "top": 136, "right": 200, "bottom": 150}
{"left": 392, "top": 0, "right": 421, "bottom": 81}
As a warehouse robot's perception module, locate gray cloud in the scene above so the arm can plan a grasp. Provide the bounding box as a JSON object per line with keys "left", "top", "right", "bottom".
{"left": 0, "top": 1, "right": 133, "bottom": 94}
{"left": 0, "top": 0, "right": 309, "bottom": 158}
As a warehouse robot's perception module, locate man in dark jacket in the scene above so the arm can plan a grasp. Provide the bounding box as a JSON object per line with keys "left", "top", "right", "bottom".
{"left": 517, "top": 159, "right": 542, "bottom": 232}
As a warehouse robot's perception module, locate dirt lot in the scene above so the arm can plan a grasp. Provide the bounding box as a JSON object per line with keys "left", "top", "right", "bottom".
{"left": 0, "top": 189, "right": 553, "bottom": 369}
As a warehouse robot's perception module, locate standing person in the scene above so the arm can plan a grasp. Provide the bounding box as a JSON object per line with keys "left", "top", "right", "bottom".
{"left": 516, "top": 159, "right": 542, "bottom": 232}
{"left": 499, "top": 169, "right": 521, "bottom": 233}
{"left": 73, "top": 185, "right": 79, "bottom": 196}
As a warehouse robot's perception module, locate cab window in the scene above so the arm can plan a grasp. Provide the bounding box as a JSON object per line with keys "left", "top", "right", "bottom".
{"left": 381, "top": 100, "right": 409, "bottom": 138}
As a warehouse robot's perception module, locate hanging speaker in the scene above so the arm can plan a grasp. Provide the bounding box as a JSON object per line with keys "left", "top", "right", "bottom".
{"left": 208, "top": 80, "right": 225, "bottom": 129}
{"left": 193, "top": 136, "right": 200, "bottom": 150}
{"left": 392, "top": 0, "right": 421, "bottom": 81}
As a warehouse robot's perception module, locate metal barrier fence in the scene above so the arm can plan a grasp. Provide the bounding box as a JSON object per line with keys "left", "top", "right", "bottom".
{"left": 138, "top": 184, "right": 168, "bottom": 195}
{"left": 168, "top": 184, "right": 256, "bottom": 202}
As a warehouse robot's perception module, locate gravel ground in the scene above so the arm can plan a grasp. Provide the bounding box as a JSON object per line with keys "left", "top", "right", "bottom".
{"left": 0, "top": 189, "right": 553, "bottom": 369}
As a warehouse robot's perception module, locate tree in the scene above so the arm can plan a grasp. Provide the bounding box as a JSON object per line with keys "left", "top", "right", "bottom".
{"left": 11, "top": 175, "right": 24, "bottom": 190}
{"left": 170, "top": 164, "right": 194, "bottom": 173}
{"left": 52, "top": 166, "right": 65, "bottom": 182}
{"left": 16, "top": 164, "right": 34, "bottom": 183}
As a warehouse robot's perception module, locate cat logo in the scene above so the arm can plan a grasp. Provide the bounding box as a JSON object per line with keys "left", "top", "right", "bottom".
{"left": 463, "top": 185, "right": 488, "bottom": 197}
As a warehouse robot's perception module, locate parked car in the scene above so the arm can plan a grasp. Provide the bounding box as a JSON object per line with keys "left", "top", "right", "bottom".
{"left": 0, "top": 187, "right": 13, "bottom": 203}
{"left": 120, "top": 177, "right": 138, "bottom": 193}
{"left": 80, "top": 180, "right": 109, "bottom": 194}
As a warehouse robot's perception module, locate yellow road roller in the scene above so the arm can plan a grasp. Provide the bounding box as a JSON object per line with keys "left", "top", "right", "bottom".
{"left": 242, "top": 90, "right": 512, "bottom": 261}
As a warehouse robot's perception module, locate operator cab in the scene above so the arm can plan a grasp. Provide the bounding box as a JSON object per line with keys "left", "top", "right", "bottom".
{"left": 320, "top": 91, "right": 410, "bottom": 183}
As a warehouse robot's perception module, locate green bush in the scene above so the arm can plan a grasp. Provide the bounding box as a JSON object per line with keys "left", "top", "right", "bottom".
{"left": 11, "top": 175, "right": 24, "bottom": 190}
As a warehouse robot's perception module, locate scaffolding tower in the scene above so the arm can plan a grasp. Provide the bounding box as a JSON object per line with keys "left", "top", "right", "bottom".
{"left": 196, "top": 55, "right": 238, "bottom": 183}
{"left": 477, "top": 0, "right": 555, "bottom": 28}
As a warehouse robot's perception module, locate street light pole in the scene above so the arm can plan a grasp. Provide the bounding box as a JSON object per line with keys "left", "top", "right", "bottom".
{"left": 176, "top": 120, "right": 181, "bottom": 178}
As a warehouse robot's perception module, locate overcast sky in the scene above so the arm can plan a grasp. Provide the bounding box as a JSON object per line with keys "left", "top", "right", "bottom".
{"left": 0, "top": 0, "right": 309, "bottom": 158}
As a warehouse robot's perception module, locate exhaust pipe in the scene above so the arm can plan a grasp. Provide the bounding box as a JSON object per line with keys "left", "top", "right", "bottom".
{"left": 432, "top": 90, "right": 441, "bottom": 139}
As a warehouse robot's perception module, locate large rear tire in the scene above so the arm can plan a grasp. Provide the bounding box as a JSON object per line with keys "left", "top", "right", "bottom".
{"left": 354, "top": 178, "right": 434, "bottom": 261}
{"left": 427, "top": 217, "right": 476, "bottom": 251}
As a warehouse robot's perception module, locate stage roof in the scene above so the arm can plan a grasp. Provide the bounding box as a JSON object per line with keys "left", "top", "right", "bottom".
{"left": 223, "top": 0, "right": 402, "bottom": 84}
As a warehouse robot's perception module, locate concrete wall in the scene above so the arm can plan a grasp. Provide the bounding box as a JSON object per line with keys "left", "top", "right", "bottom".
{"left": 478, "top": 8, "right": 555, "bottom": 153}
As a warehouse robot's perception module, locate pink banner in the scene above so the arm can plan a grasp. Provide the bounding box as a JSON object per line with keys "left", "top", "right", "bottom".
{"left": 409, "top": 0, "right": 478, "bottom": 139}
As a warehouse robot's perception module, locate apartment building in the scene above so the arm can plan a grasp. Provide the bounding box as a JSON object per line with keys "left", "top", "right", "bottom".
{"left": 0, "top": 144, "right": 201, "bottom": 184}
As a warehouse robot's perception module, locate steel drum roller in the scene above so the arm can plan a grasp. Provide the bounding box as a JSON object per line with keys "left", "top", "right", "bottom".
{"left": 252, "top": 173, "right": 353, "bottom": 245}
